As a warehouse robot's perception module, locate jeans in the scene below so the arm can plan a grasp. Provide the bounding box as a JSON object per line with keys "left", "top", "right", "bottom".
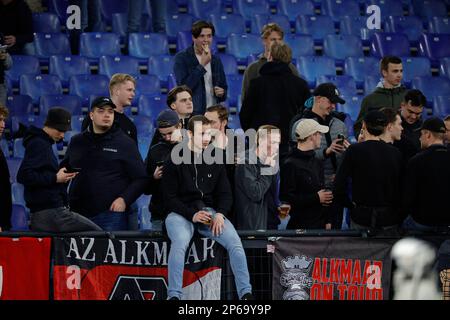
{"left": 165, "top": 212, "right": 252, "bottom": 300}
{"left": 90, "top": 210, "right": 129, "bottom": 231}
{"left": 128, "top": 0, "right": 167, "bottom": 33}
{"left": 31, "top": 207, "right": 102, "bottom": 233}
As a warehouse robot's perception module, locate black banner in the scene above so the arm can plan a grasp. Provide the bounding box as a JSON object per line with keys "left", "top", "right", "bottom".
{"left": 272, "top": 237, "right": 395, "bottom": 300}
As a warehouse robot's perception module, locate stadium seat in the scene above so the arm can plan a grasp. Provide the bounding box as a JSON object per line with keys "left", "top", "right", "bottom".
{"left": 344, "top": 57, "right": 380, "bottom": 88}
{"left": 216, "top": 53, "right": 238, "bottom": 75}
{"left": 176, "top": 30, "right": 219, "bottom": 52}
{"left": 277, "top": 0, "right": 315, "bottom": 22}
{"left": 47, "top": 0, "right": 68, "bottom": 24}
{"left": 39, "top": 94, "right": 83, "bottom": 116}
{"left": 428, "top": 17, "right": 450, "bottom": 34}
{"left": 295, "top": 15, "right": 336, "bottom": 43}
{"left": 10, "top": 204, "right": 30, "bottom": 231}
{"left": 210, "top": 14, "right": 246, "bottom": 43}
{"left": 321, "top": 0, "right": 361, "bottom": 22}
{"left": 225, "top": 74, "right": 243, "bottom": 108}
{"left": 130, "top": 115, "right": 154, "bottom": 137}
{"left": 167, "top": 73, "right": 177, "bottom": 91}
{"left": 135, "top": 75, "right": 162, "bottom": 101}
{"left": 432, "top": 96, "right": 450, "bottom": 117}
{"left": 336, "top": 95, "right": 362, "bottom": 123}
{"left": 363, "top": 0, "right": 404, "bottom": 20}
{"left": 226, "top": 34, "right": 263, "bottom": 65}
{"left": 98, "top": 55, "right": 140, "bottom": 78}
{"left": 227, "top": 113, "right": 242, "bottom": 130}
{"left": 419, "top": 34, "right": 450, "bottom": 63}
{"left": 19, "top": 74, "right": 63, "bottom": 105}
{"left": 111, "top": 13, "right": 152, "bottom": 43}
{"left": 323, "top": 34, "right": 363, "bottom": 63}
{"left": 6, "top": 95, "right": 34, "bottom": 116}
{"left": 402, "top": 57, "right": 432, "bottom": 87}
{"left": 13, "top": 138, "right": 25, "bottom": 158}
{"left": 79, "top": 33, "right": 121, "bottom": 63}
{"left": 165, "top": 14, "right": 195, "bottom": 42}
{"left": 0, "top": 139, "right": 9, "bottom": 158}
{"left": 138, "top": 206, "right": 152, "bottom": 230}
{"left": 234, "top": 0, "right": 270, "bottom": 25}
{"left": 411, "top": 76, "right": 450, "bottom": 104}
{"left": 370, "top": 32, "right": 410, "bottom": 58}
{"left": 384, "top": 16, "right": 424, "bottom": 43}
{"left": 316, "top": 75, "right": 358, "bottom": 97}
{"left": 364, "top": 75, "right": 380, "bottom": 94}
{"left": 138, "top": 94, "right": 167, "bottom": 119}
{"left": 32, "top": 12, "right": 61, "bottom": 33}
{"left": 10, "top": 115, "right": 45, "bottom": 133}
{"left": 128, "top": 33, "right": 169, "bottom": 61}
{"left": 148, "top": 55, "right": 175, "bottom": 87}
{"left": 296, "top": 56, "right": 336, "bottom": 87}
{"left": 49, "top": 55, "right": 91, "bottom": 88}
{"left": 283, "top": 34, "right": 315, "bottom": 59}
{"left": 5, "top": 76, "right": 12, "bottom": 95}
{"left": 440, "top": 57, "right": 450, "bottom": 79}
{"left": 99, "top": 0, "right": 128, "bottom": 25}
{"left": 5, "top": 55, "right": 40, "bottom": 87}
{"left": 63, "top": 130, "right": 79, "bottom": 144}
{"left": 34, "top": 33, "right": 71, "bottom": 63}
{"left": 340, "top": 16, "right": 377, "bottom": 44}
{"left": 7, "top": 158, "right": 22, "bottom": 182}
{"left": 69, "top": 74, "right": 110, "bottom": 107}
{"left": 411, "top": 0, "right": 448, "bottom": 21}
{"left": 11, "top": 182, "right": 25, "bottom": 206}
{"left": 188, "top": 0, "right": 224, "bottom": 20}
{"left": 251, "top": 14, "right": 291, "bottom": 35}
{"left": 71, "top": 115, "right": 85, "bottom": 132}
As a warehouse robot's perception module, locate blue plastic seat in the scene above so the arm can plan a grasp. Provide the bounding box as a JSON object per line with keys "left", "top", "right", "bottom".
{"left": 111, "top": 13, "right": 152, "bottom": 43}
{"left": 316, "top": 75, "right": 358, "bottom": 97}
{"left": 344, "top": 57, "right": 380, "bottom": 88}
{"left": 71, "top": 115, "right": 85, "bottom": 132}
{"left": 295, "top": 15, "right": 335, "bottom": 43}
{"left": 251, "top": 14, "right": 291, "bottom": 35}
{"left": 402, "top": 57, "right": 432, "bottom": 87}
{"left": 135, "top": 75, "right": 162, "bottom": 101}
{"left": 98, "top": 55, "right": 140, "bottom": 78}
{"left": 0, "top": 139, "right": 9, "bottom": 158}
{"left": 296, "top": 56, "right": 336, "bottom": 87}
{"left": 428, "top": 17, "right": 450, "bottom": 34}
{"left": 384, "top": 16, "right": 424, "bottom": 43}
{"left": 130, "top": 115, "right": 155, "bottom": 137}
{"left": 176, "top": 30, "right": 219, "bottom": 52}
{"left": 165, "top": 14, "right": 195, "bottom": 42}
{"left": 13, "top": 138, "right": 25, "bottom": 158}
{"left": 340, "top": 16, "right": 377, "bottom": 44}
{"left": 79, "top": 32, "right": 121, "bottom": 63}
{"left": 138, "top": 94, "right": 167, "bottom": 119}
{"left": 210, "top": 14, "right": 246, "bottom": 44}
{"left": 69, "top": 74, "right": 110, "bottom": 107}
{"left": 284, "top": 34, "right": 315, "bottom": 59}
{"left": 34, "top": 33, "right": 71, "bottom": 63}
{"left": 411, "top": 76, "right": 450, "bottom": 104}
{"left": 11, "top": 182, "right": 25, "bottom": 206}
{"left": 364, "top": 75, "right": 380, "bottom": 94}
{"left": 47, "top": 0, "right": 68, "bottom": 24}
{"left": 188, "top": 0, "right": 224, "bottom": 20}
{"left": 10, "top": 204, "right": 30, "bottom": 231}
{"left": 323, "top": 34, "right": 363, "bottom": 63}
{"left": 5, "top": 55, "right": 40, "bottom": 87}
{"left": 226, "top": 33, "right": 263, "bottom": 65}
{"left": 148, "top": 55, "right": 175, "bottom": 87}
{"left": 32, "top": 12, "right": 61, "bottom": 33}
{"left": 225, "top": 74, "right": 243, "bottom": 108}
{"left": 6, "top": 95, "right": 34, "bottom": 116}
{"left": 167, "top": 73, "right": 177, "bottom": 91}
{"left": 411, "top": 0, "right": 448, "bottom": 21}
{"left": 227, "top": 113, "right": 242, "bottom": 130}
{"left": 40, "top": 95, "right": 83, "bottom": 116}
{"left": 49, "top": 55, "right": 91, "bottom": 88}
{"left": 321, "top": 0, "right": 361, "bottom": 22}
{"left": 364, "top": 0, "right": 404, "bottom": 20}
{"left": 277, "top": 0, "right": 315, "bottom": 22}
{"left": 432, "top": 96, "right": 450, "bottom": 117}
{"left": 128, "top": 33, "right": 169, "bottom": 62}
{"left": 99, "top": 0, "right": 128, "bottom": 25}
{"left": 440, "top": 57, "right": 450, "bottom": 79}
{"left": 20, "top": 74, "right": 63, "bottom": 105}
{"left": 419, "top": 33, "right": 450, "bottom": 63}
{"left": 370, "top": 32, "right": 410, "bottom": 58}
{"left": 11, "top": 115, "right": 46, "bottom": 133}
{"left": 234, "top": 0, "right": 270, "bottom": 24}
{"left": 216, "top": 53, "right": 238, "bottom": 75}
{"left": 336, "top": 95, "right": 362, "bottom": 123}
{"left": 63, "top": 130, "right": 80, "bottom": 144}
{"left": 7, "top": 158, "right": 22, "bottom": 182}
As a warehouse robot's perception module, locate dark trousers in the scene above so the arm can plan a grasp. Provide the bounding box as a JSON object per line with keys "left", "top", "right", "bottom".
{"left": 31, "top": 207, "right": 102, "bottom": 233}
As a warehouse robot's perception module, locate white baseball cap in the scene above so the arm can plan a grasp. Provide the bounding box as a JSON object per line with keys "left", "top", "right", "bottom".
{"left": 295, "top": 119, "right": 329, "bottom": 140}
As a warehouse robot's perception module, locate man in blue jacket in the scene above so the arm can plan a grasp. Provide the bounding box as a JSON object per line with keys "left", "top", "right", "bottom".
{"left": 17, "top": 107, "right": 102, "bottom": 232}
{"left": 62, "top": 97, "right": 148, "bottom": 231}
{"left": 173, "top": 20, "right": 227, "bottom": 115}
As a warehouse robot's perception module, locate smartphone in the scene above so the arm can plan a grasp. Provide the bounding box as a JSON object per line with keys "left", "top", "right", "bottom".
{"left": 65, "top": 167, "right": 81, "bottom": 173}
{"left": 156, "top": 161, "right": 164, "bottom": 167}
{"left": 337, "top": 134, "right": 345, "bottom": 145}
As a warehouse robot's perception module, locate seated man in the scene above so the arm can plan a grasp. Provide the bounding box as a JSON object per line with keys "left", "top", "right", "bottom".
{"left": 162, "top": 115, "right": 253, "bottom": 300}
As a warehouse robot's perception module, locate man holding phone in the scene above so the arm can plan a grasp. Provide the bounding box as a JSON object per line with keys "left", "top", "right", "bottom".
{"left": 0, "top": 42, "right": 12, "bottom": 105}
{"left": 17, "top": 107, "right": 102, "bottom": 232}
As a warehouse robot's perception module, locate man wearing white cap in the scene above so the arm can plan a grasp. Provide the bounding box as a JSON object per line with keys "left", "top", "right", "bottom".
{"left": 280, "top": 119, "right": 334, "bottom": 229}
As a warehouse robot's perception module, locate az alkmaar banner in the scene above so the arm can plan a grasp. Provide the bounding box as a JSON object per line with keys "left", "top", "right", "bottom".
{"left": 53, "top": 237, "right": 224, "bottom": 300}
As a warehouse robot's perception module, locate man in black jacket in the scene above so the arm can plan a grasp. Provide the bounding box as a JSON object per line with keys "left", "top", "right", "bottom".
{"left": 17, "top": 107, "right": 102, "bottom": 232}
{"left": 280, "top": 119, "right": 333, "bottom": 229}
{"left": 0, "top": 105, "right": 11, "bottom": 231}
{"left": 402, "top": 117, "right": 450, "bottom": 233}
{"left": 162, "top": 115, "right": 253, "bottom": 300}
{"left": 240, "top": 42, "right": 311, "bottom": 159}
{"left": 62, "top": 97, "right": 148, "bottom": 231}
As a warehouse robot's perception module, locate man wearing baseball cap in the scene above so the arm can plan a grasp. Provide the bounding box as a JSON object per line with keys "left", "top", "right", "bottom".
{"left": 17, "top": 107, "right": 102, "bottom": 232}
{"left": 403, "top": 117, "right": 450, "bottom": 233}
{"left": 61, "top": 97, "right": 148, "bottom": 231}
{"left": 280, "top": 119, "right": 334, "bottom": 229}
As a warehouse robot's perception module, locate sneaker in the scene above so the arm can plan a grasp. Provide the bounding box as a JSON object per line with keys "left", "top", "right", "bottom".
{"left": 241, "top": 293, "right": 254, "bottom": 300}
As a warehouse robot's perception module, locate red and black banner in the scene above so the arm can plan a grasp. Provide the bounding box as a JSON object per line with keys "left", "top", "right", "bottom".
{"left": 0, "top": 237, "right": 51, "bottom": 300}
{"left": 53, "top": 237, "right": 224, "bottom": 300}
{"left": 272, "top": 237, "right": 395, "bottom": 300}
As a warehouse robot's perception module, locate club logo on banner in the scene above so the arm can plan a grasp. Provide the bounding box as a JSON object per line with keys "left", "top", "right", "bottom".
{"left": 273, "top": 237, "right": 395, "bottom": 300}
{"left": 53, "top": 237, "right": 224, "bottom": 300}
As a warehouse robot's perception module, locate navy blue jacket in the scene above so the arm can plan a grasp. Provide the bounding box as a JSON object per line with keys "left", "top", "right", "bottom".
{"left": 174, "top": 46, "right": 227, "bottom": 115}
{"left": 17, "top": 126, "right": 67, "bottom": 213}
{"left": 0, "top": 146, "right": 12, "bottom": 229}
{"left": 61, "top": 125, "right": 148, "bottom": 218}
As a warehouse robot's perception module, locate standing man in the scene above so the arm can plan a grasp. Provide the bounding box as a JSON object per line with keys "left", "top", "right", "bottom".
{"left": 354, "top": 56, "right": 407, "bottom": 136}
{"left": 0, "top": 45, "right": 12, "bottom": 105}
{"left": 173, "top": 20, "right": 227, "bottom": 115}
{"left": 162, "top": 115, "right": 253, "bottom": 300}
{"left": 402, "top": 117, "right": 450, "bottom": 233}
{"left": 0, "top": 0, "right": 34, "bottom": 54}
{"left": 241, "top": 22, "right": 299, "bottom": 102}
{"left": 17, "top": 107, "right": 102, "bottom": 232}
{"left": 280, "top": 119, "right": 333, "bottom": 230}
{"left": 0, "top": 105, "right": 11, "bottom": 231}
{"left": 63, "top": 97, "right": 148, "bottom": 231}
{"left": 82, "top": 73, "right": 137, "bottom": 143}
